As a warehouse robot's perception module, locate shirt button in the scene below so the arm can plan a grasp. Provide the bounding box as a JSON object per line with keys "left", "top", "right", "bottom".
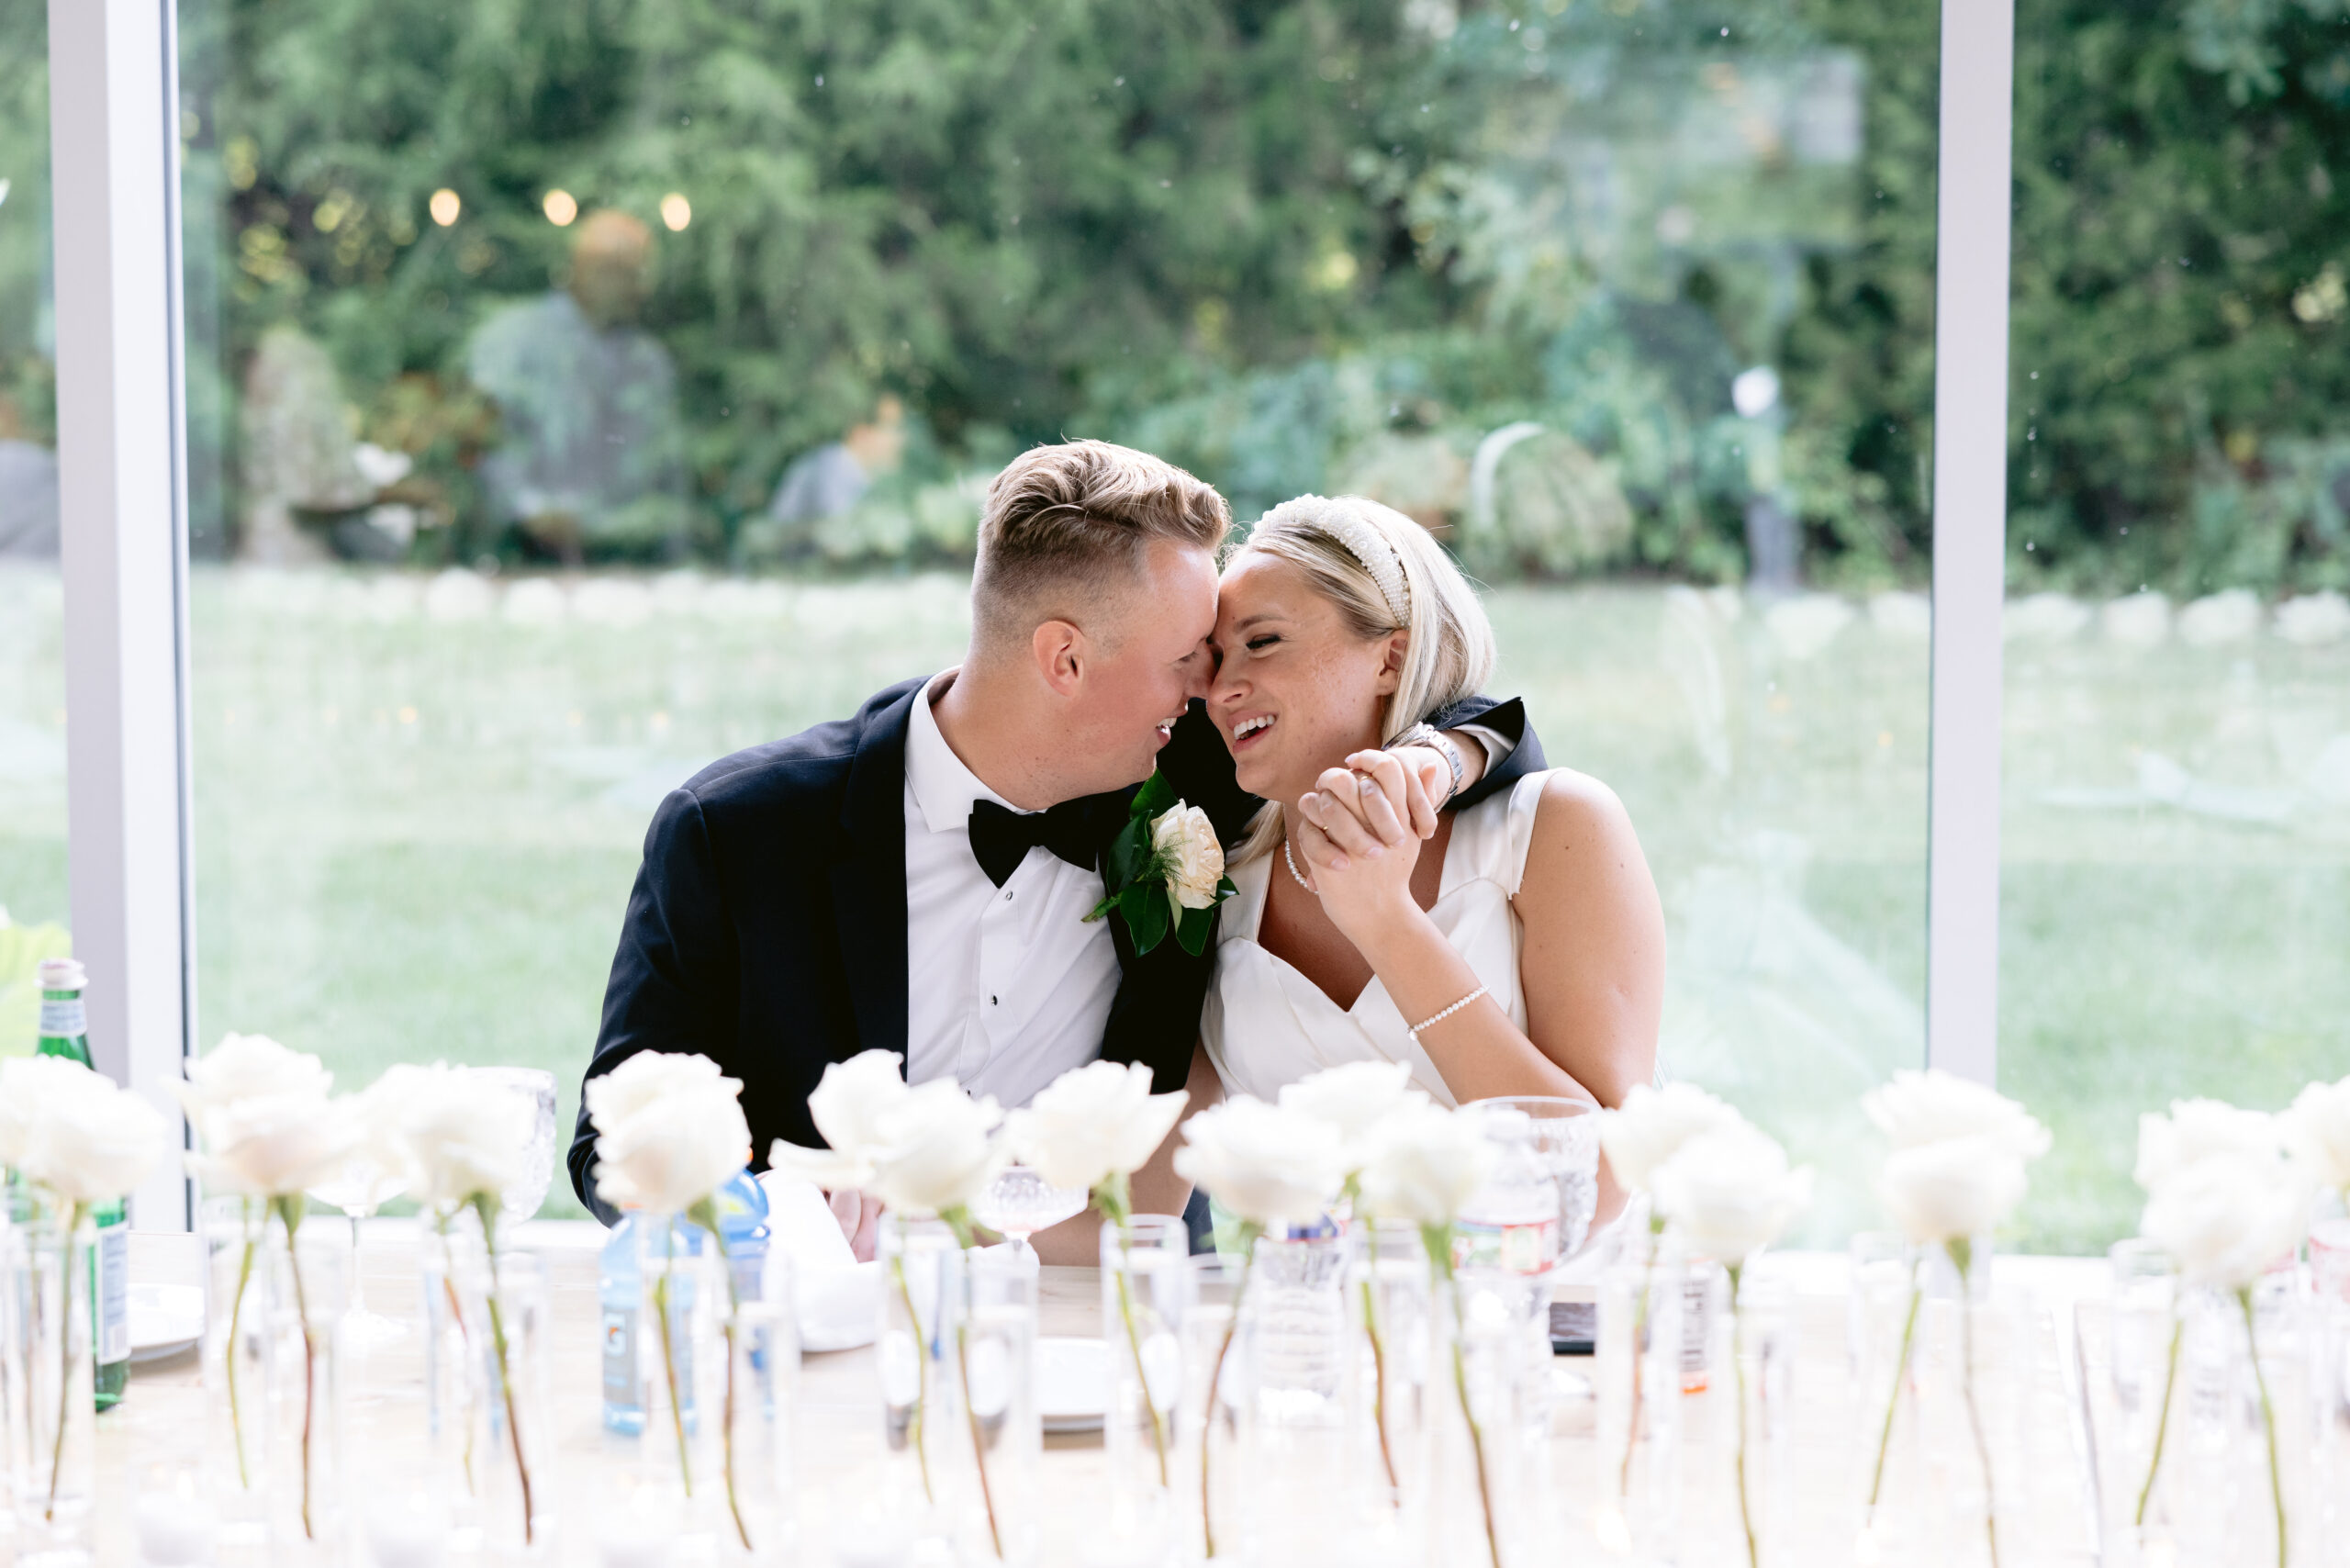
{"left": 990, "top": 995, "right": 999, "bottom": 1006}
{"left": 1004, "top": 890, "right": 1013, "bottom": 902}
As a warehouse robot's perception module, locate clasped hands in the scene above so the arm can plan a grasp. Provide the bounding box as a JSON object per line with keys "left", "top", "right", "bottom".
{"left": 1289, "top": 745, "right": 1450, "bottom": 944}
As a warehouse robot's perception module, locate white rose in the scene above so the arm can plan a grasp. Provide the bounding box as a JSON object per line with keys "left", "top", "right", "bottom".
{"left": 1879, "top": 1135, "right": 2031, "bottom": 1245}
{"left": 0, "top": 1054, "right": 86, "bottom": 1170}
{"left": 2134, "top": 1099, "right": 2286, "bottom": 1191}
{"left": 807, "top": 1049, "right": 912, "bottom": 1159}
{"left": 386, "top": 1063, "right": 536, "bottom": 1213}
{"left": 1006, "top": 1059, "right": 1187, "bottom": 1195}
{"left": 2286, "top": 1076, "right": 2350, "bottom": 1200}
{"left": 1862, "top": 1070, "right": 2052, "bottom": 1160}
{"left": 8, "top": 1058, "right": 171, "bottom": 1205}
{"left": 1152, "top": 802, "right": 1225, "bottom": 913}
{"left": 766, "top": 1049, "right": 913, "bottom": 1193}
{"left": 176, "top": 1034, "right": 356, "bottom": 1198}
{"left": 1595, "top": 1081, "right": 1746, "bottom": 1194}
{"left": 865, "top": 1080, "right": 1008, "bottom": 1216}
{"left": 1174, "top": 1097, "right": 1346, "bottom": 1228}
{"left": 1353, "top": 1099, "right": 1498, "bottom": 1226}
{"left": 1651, "top": 1124, "right": 1813, "bottom": 1267}
{"left": 2140, "top": 1148, "right": 2310, "bottom": 1290}
{"left": 1278, "top": 1060, "right": 1423, "bottom": 1155}
{"left": 588, "top": 1050, "right": 753, "bottom": 1215}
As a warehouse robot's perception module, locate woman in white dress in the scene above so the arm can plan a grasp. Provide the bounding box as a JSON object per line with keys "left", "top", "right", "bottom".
{"left": 1198, "top": 493, "right": 1663, "bottom": 1136}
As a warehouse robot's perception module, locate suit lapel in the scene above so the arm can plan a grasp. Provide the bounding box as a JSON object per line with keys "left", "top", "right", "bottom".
{"left": 828, "top": 680, "right": 921, "bottom": 1060}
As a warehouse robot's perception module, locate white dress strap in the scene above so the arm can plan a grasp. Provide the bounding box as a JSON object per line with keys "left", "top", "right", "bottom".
{"left": 1499, "top": 770, "right": 1551, "bottom": 897}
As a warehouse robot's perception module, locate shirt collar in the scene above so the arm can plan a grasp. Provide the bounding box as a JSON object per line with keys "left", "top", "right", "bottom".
{"left": 904, "top": 669, "right": 1020, "bottom": 834}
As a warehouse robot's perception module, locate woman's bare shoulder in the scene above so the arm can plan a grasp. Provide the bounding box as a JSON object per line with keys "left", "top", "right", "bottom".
{"left": 1527, "top": 767, "right": 1639, "bottom": 846}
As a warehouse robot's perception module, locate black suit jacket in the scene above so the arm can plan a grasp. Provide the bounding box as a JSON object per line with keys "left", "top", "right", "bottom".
{"left": 565, "top": 679, "right": 1541, "bottom": 1221}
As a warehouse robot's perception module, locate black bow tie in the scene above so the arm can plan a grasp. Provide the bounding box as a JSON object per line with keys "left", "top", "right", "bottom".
{"left": 967, "top": 798, "right": 1101, "bottom": 888}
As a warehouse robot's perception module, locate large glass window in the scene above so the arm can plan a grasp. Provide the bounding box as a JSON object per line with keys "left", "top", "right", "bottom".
{"left": 2002, "top": 0, "right": 2350, "bottom": 1249}
{"left": 177, "top": 0, "right": 1935, "bottom": 1229}
{"left": 0, "top": 0, "right": 66, "bottom": 1059}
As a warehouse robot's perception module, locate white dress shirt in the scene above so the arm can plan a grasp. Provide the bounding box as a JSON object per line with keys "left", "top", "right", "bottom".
{"left": 901, "top": 671, "right": 1122, "bottom": 1109}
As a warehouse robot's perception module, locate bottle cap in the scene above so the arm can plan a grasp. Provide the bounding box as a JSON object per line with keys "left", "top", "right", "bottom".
{"left": 37, "top": 957, "right": 86, "bottom": 992}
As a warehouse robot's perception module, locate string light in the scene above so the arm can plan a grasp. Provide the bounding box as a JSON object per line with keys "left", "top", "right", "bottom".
{"left": 428, "top": 188, "right": 461, "bottom": 227}
{"left": 543, "top": 189, "right": 577, "bottom": 227}
{"left": 659, "top": 192, "right": 690, "bottom": 231}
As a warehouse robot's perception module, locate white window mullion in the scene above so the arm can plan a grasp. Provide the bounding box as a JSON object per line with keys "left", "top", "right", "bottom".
{"left": 1925, "top": 0, "right": 2017, "bottom": 1087}
{"left": 49, "top": 0, "right": 195, "bottom": 1230}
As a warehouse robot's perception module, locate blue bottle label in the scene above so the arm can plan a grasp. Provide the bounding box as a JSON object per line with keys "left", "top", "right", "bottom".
{"left": 602, "top": 1305, "right": 636, "bottom": 1406}
{"left": 39, "top": 997, "right": 85, "bottom": 1038}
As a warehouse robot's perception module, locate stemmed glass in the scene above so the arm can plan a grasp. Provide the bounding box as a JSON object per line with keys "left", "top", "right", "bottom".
{"left": 971, "top": 1164, "right": 1088, "bottom": 1263}
{"left": 308, "top": 1153, "right": 413, "bottom": 1349}
{"left": 464, "top": 1066, "right": 560, "bottom": 1226}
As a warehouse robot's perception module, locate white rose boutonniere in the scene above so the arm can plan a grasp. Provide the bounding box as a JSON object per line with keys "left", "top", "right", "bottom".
{"left": 1085, "top": 771, "right": 1237, "bottom": 957}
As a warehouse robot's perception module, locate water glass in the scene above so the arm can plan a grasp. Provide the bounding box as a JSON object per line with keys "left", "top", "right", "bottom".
{"left": 466, "top": 1068, "right": 559, "bottom": 1226}
{"left": 970, "top": 1167, "right": 1087, "bottom": 1263}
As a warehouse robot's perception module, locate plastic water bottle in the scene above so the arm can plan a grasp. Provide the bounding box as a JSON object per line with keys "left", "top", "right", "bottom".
{"left": 599, "top": 1210, "right": 706, "bottom": 1435}
{"left": 1457, "top": 1106, "right": 1561, "bottom": 1277}
{"left": 714, "top": 1170, "right": 770, "bottom": 1305}
{"left": 599, "top": 1169, "right": 766, "bottom": 1433}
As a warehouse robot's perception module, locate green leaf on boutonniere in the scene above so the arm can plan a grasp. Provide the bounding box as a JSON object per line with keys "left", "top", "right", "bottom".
{"left": 1173, "top": 875, "right": 1237, "bottom": 957}
{"left": 1083, "top": 769, "right": 1237, "bottom": 956}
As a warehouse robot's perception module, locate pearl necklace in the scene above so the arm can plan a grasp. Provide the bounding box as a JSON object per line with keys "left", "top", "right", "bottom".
{"left": 1283, "top": 838, "right": 1315, "bottom": 893}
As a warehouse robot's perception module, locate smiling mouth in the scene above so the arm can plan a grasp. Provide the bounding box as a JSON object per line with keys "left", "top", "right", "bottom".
{"left": 1231, "top": 713, "right": 1276, "bottom": 748}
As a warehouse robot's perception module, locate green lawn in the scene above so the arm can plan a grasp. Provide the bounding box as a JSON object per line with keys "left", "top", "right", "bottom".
{"left": 2, "top": 565, "right": 2344, "bottom": 1249}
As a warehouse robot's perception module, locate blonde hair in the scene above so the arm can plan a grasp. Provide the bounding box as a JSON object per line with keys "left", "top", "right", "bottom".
{"left": 1226, "top": 494, "right": 1496, "bottom": 865}
{"left": 972, "top": 440, "right": 1230, "bottom": 653}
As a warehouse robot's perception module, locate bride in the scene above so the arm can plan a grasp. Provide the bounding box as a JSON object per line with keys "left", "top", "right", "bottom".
{"left": 1198, "top": 493, "right": 1662, "bottom": 1126}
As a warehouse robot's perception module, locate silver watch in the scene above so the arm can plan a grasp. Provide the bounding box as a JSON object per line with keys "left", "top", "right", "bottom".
{"left": 1393, "top": 722, "right": 1465, "bottom": 807}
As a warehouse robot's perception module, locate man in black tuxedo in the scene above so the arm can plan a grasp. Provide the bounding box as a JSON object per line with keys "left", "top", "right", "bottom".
{"left": 566, "top": 440, "right": 1540, "bottom": 1248}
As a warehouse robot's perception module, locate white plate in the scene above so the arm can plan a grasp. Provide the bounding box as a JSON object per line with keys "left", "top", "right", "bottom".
{"left": 1036, "top": 1335, "right": 1106, "bottom": 1434}
{"left": 129, "top": 1282, "right": 204, "bottom": 1362}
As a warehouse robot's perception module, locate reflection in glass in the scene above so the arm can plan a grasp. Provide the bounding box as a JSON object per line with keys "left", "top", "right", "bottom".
{"left": 2003, "top": 0, "right": 2350, "bottom": 1249}
{"left": 172, "top": 0, "right": 1936, "bottom": 1226}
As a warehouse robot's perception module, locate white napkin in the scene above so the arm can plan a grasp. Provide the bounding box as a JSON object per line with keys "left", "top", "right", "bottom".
{"left": 759, "top": 1173, "right": 878, "bottom": 1351}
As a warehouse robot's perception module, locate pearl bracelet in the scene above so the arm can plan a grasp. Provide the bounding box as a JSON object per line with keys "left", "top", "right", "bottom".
{"left": 1406, "top": 984, "right": 1489, "bottom": 1042}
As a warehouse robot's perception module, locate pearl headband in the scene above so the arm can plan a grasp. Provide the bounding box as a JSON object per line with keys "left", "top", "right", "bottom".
{"left": 1259, "top": 494, "right": 1411, "bottom": 627}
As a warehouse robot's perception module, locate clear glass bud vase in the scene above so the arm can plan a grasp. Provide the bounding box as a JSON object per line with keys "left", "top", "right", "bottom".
{"left": 958, "top": 1243, "right": 1039, "bottom": 1566}
{"left": 715, "top": 1278, "right": 800, "bottom": 1567}
{"left": 1594, "top": 1238, "right": 1684, "bottom": 1561}
{"left": 1244, "top": 1229, "right": 1355, "bottom": 1565}
{"left": 201, "top": 1195, "right": 275, "bottom": 1550}
{"left": 1098, "top": 1214, "right": 1190, "bottom": 1555}
{"left": 268, "top": 1215, "right": 348, "bottom": 1564}
{"left": 13, "top": 1206, "right": 94, "bottom": 1564}
{"left": 874, "top": 1214, "right": 966, "bottom": 1559}
{"left": 420, "top": 1209, "right": 488, "bottom": 1545}
{"left": 470, "top": 1247, "right": 556, "bottom": 1560}
{"left": 625, "top": 1214, "right": 728, "bottom": 1553}
{"left": 1348, "top": 1220, "right": 1432, "bottom": 1539}
{"left": 1426, "top": 1263, "right": 1542, "bottom": 1568}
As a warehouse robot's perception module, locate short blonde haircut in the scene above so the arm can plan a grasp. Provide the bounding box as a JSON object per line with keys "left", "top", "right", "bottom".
{"left": 972, "top": 441, "right": 1230, "bottom": 652}
{"left": 1226, "top": 493, "right": 1496, "bottom": 863}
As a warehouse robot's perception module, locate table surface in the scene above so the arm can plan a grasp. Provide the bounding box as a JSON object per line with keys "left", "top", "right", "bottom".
{"left": 81, "top": 1224, "right": 2111, "bottom": 1568}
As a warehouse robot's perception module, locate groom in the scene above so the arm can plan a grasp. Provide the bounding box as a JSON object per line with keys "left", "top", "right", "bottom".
{"left": 565, "top": 440, "right": 1539, "bottom": 1231}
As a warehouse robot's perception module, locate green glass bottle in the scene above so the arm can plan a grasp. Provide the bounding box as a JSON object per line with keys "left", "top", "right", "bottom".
{"left": 36, "top": 958, "right": 131, "bottom": 1409}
